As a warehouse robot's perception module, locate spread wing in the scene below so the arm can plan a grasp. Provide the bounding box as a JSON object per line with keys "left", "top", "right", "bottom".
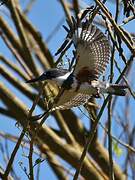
{"left": 51, "top": 89, "right": 90, "bottom": 111}
{"left": 73, "top": 23, "right": 111, "bottom": 79}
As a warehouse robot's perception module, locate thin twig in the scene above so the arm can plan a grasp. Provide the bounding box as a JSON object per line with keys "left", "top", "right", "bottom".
{"left": 73, "top": 96, "right": 110, "bottom": 180}
{"left": 95, "top": 0, "right": 135, "bottom": 56}
{"left": 59, "top": 0, "right": 72, "bottom": 23}
{"left": 23, "top": 0, "right": 36, "bottom": 14}
{"left": 0, "top": 32, "right": 32, "bottom": 77}
{"left": 17, "top": 9, "right": 54, "bottom": 68}
{"left": 3, "top": 83, "right": 45, "bottom": 178}
{"left": 108, "top": 99, "right": 114, "bottom": 180}
{"left": 73, "top": 53, "right": 134, "bottom": 179}
{"left": 29, "top": 139, "right": 34, "bottom": 180}
{"left": 7, "top": 0, "right": 38, "bottom": 76}
{"left": 73, "top": 0, "right": 79, "bottom": 22}
{"left": 107, "top": 0, "right": 120, "bottom": 177}
{"left": 0, "top": 55, "right": 29, "bottom": 80}
{"left": 121, "top": 14, "right": 135, "bottom": 26}
{"left": 78, "top": 106, "right": 135, "bottom": 153}
{"left": 3, "top": 130, "right": 26, "bottom": 178}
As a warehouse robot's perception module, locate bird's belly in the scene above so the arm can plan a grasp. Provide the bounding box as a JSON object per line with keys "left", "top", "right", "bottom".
{"left": 78, "top": 83, "right": 97, "bottom": 95}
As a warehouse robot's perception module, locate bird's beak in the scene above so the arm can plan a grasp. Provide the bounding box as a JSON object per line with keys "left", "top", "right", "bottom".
{"left": 26, "top": 73, "right": 47, "bottom": 83}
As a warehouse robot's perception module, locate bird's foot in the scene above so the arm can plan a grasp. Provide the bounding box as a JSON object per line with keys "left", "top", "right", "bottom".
{"left": 93, "top": 93, "right": 101, "bottom": 98}
{"left": 93, "top": 88, "right": 101, "bottom": 98}
{"left": 31, "top": 110, "right": 49, "bottom": 121}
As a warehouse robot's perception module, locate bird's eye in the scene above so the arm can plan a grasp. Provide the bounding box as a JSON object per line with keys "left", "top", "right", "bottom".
{"left": 44, "top": 71, "right": 51, "bottom": 78}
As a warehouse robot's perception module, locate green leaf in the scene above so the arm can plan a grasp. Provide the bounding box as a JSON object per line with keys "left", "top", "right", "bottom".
{"left": 113, "top": 141, "right": 123, "bottom": 157}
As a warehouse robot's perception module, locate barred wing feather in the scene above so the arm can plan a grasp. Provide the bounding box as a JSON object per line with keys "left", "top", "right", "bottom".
{"left": 51, "top": 90, "right": 90, "bottom": 111}
{"left": 74, "top": 24, "right": 111, "bottom": 79}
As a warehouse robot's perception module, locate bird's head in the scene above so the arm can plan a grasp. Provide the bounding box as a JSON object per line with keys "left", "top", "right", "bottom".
{"left": 26, "top": 68, "right": 71, "bottom": 86}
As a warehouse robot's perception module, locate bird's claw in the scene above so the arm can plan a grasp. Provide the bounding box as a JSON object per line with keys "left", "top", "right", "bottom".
{"left": 30, "top": 112, "right": 47, "bottom": 121}
{"left": 30, "top": 114, "right": 43, "bottom": 121}
{"left": 93, "top": 88, "right": 101, "bottom": 98}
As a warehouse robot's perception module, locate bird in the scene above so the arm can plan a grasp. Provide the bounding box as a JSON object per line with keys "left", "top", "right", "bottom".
{"left": 26, "top": 13, "right": 127, "bottom": 118}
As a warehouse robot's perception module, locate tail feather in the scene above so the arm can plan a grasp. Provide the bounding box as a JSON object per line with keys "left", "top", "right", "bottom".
{"left": 107, "top": 84, "right": 128, "bottom": 96}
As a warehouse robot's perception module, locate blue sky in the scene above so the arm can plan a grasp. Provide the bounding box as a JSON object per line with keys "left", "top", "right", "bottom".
{"left": 0, "top": 0, "right": 135, "bottom": 179}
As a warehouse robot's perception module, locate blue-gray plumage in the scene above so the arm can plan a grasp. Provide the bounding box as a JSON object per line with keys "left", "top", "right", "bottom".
{"left": 26, "top": 68, "right": 69, "bottom": 84}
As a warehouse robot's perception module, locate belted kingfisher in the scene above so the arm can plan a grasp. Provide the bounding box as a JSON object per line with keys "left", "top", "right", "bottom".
{"left": 26, "top": 12, "right": 127, "bottom": 113}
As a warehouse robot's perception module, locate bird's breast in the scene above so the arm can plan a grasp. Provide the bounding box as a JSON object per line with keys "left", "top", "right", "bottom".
{"left": 61, "top": 74, "right": 98, "bottom": 96}
{"left": 61, "top": 75, "right": 75, "bottom": 90}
